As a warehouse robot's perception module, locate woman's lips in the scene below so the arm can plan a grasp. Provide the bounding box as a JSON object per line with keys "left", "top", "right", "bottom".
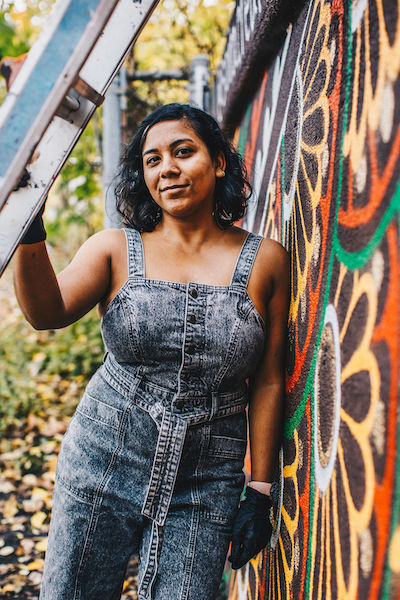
{"left": 160, "top": 184, "right": 189, "bottom": 192}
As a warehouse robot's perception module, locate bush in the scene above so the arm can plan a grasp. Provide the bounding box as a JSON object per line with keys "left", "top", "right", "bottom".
{"left": 0, "top": 304, "right": 104, "bottom": 435}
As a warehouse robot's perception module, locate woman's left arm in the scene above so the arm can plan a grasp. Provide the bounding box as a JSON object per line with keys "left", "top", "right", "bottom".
{"left": 248, "top": 241, "right": 290, "bottom": 485}
{"left": 229, "top": 240, "right": 290, "bottom": 570}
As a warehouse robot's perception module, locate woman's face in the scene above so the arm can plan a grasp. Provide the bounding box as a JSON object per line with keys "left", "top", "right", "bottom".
{"left": 142, "top": 119, "right": 225, "bottom": 222}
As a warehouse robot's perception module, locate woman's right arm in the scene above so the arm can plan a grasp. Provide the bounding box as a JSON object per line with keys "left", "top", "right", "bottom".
{"left": 13, "top": 229, "right": 117, "bottom": 330}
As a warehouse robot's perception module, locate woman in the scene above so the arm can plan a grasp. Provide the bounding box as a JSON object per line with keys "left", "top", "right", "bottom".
{"left": 14, "top": 103, "right": 290, "bottom": 600}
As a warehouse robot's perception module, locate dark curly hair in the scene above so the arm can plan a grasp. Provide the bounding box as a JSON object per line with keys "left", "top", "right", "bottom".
{"left": 115, "top": 103, "right": 251, "bottom": 231}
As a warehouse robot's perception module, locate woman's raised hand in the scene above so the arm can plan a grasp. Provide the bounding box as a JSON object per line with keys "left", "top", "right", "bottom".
{"left": 20, "top": 199, "right": 47, "bottom": 245}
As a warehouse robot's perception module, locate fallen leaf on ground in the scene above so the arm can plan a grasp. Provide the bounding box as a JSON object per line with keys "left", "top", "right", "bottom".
{"left": 19, "top": 539, "right": 35, "bottom": 555}
{"left": 22, "top": 498, "right": 44, "bottom": 513}
{"left": 0, "top": 546, "right": 15, "bottom": 556}
{"left": 31, "top": 487, "right": 50, "bottom": 501}
{"left": 22, "top": 474, "right": 38, "bottom": 487}
{"left": 3, "top": 494, "right": 18, "bottom": 519}
{"left": 28, "top": 571, "right": 42, "bottom": 585}
{"left": 0, "top": 480, "right": 16, "bottom": 494}
{"left": 27, "top": 559, "right": 44, "bottom": 572}
{"left": 26, "top": 413, "right": 44, "bottom": 432}
{"left": 40, "top": 417, "right": 67, "bottom": 437}
{"left": 30, "top": 511, "right": 46, "bottom": 529}
{"left": 35, "top": 539, "right": 47, "bottom": 552}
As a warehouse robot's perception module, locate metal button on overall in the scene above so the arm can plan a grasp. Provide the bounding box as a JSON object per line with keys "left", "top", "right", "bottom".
{"left": 188, "top": 314, "right": 196, "bottom": 324}
{"left": 190, "top": 288, "right": 198, "bottom": 298}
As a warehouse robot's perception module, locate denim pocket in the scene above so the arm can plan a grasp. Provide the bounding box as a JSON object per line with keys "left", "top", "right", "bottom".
{"left": 207, "top": 411, "right": 247, "bottom": 457}
{"left": 208, "top": 435, "right": 247, "bottom": 459}
{"left": 198, "top": 414, "right": 246, "bottom": 526}
{"left": 55, "top": 391, "right": 128, "bottom": 504}
{"left": 76, "top": 392, "right": 123, "bottom": 430}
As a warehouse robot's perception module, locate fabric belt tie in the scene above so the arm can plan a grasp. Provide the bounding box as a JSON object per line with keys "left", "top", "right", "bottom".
{"left": 141, "top": 408, "right": 187, "bottom": 526}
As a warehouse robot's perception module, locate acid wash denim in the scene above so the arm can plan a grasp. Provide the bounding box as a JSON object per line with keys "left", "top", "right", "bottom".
{"left": 40, "top": 228, "right": 265, "bottom": 600}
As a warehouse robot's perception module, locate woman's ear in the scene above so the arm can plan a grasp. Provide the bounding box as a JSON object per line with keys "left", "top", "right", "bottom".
{"left": 215, "top": 152, "right": 226, "bottom": 178}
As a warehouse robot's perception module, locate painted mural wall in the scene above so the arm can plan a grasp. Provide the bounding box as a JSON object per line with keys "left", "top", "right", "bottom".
{"left": 216, "top": 0, "right": 400, "bottom": 597}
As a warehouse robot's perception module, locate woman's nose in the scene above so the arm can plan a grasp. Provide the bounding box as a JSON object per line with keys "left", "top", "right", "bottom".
{"left": 160, "top": 156, "right": 180, "bottom": 177}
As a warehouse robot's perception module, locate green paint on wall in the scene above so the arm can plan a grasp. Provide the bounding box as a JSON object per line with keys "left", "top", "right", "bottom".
{"left": 333, "top": 187, "right": 400, "bottom": 270}
{"left": 284, "top": 0, "right": 353, "bottom": 442}
{"left": 304, "top": 386, "right": 316, "bottom": 600}
{"left": 238, "top": 104, "right": 252, "bottom": 158}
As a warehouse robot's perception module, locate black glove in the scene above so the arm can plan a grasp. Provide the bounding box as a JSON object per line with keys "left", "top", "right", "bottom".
{"left": 229, "top": 486, "right": 273, "bottom": 570}
{"left": 15, "top": 169, "right": 47, "bottom": 244}
{"left": 14, "top": 168, "right": 30, "bottom": 191}
{"left": 20, "top": 199, "right": 47, "bottom": 244}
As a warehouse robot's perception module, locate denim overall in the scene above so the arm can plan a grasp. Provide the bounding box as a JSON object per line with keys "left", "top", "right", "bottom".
{"left": 40, "top": 228, "right": 265, "bottom": 600}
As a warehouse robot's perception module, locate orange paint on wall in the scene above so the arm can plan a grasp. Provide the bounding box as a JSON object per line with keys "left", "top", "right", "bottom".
{"left": 244, "top": 73, "right": 268, "bottom": 174}
{"left": 369, "top": 224, "right": 399, "bottom": 599}
{"left": 338, "top": 126, "right": 400, "bottom": 226}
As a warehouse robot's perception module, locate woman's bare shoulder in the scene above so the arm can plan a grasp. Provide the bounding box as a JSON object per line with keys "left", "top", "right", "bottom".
{"left": 88, "top": 227, "right": 125, "bottom": 243}
{"left": 251, "top": 235, "right": 290, "bottom": 286}
{"left": 259, "top": 237, "right": 290, "bottom": 263}
{"left": 80, "top": 228, "right": 126, "bottom": 253}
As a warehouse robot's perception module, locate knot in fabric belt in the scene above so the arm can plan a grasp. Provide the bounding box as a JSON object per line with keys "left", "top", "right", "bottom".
{"left": 101, "top": 353, "right": 248, "bottom": 526}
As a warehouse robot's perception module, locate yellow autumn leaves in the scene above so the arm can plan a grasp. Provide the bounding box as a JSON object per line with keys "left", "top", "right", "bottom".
{"left": 0, "top": 414, "right": 68, "bottom": 596}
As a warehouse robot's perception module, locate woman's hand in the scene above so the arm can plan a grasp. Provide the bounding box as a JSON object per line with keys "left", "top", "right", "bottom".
{"left": 229, "top": 486, "right": 273, "bottom": 569}
{"left": 20, "top": 198, "right": 47, "bottom": 244}
{"left": 13, "top": 167, "right": 46, "bottom": 243}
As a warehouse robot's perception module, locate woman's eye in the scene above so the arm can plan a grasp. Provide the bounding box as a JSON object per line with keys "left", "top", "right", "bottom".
{"left": 146, "top": 156, "right": 159, "bottom": 166}
{"left": 176, "top": 147, "right": 193, "bottom": 156}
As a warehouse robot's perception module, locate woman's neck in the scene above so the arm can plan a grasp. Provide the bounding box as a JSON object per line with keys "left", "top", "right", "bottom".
{"left": 151, "top": 215, "right": 225, "bottom": 250}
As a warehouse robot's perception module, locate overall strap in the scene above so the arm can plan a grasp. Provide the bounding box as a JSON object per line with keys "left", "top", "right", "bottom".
{"left": 123, "top": 228, "right": 145, "bottom": 278}
{"left": 230, "top": 231, "right": 264, "bottom": 287}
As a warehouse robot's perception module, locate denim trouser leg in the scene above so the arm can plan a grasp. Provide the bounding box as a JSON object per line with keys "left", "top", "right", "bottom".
{"left": 139, "top": 510, "right": 232, "bottom": 600}
{"left": 39, "top": 379, "right": 148, "bottom": 600}
{"left": 40, "top": 371, "right": 247, "bottom": 600}
{"left": 137, "top": 415, "right": 246, "bottom": 600}
{"left": 41, "top": 480, "right": 237, "bottom": 600}
{"left": 40, "top": 480, "right": 142, "bottom": 600}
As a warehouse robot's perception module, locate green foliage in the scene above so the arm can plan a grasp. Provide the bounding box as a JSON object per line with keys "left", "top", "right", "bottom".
{"left": 0, "top": 304, "right": 104, "bottom": 434}
{"left": 0, "top": 1, "right": 55, "bottom": 100}
{"left": 125, "top": 0, "right": 234, "bottom": 136}
{"left": 1, "top": 0, "right": 55, "bottom": 45}
{"left": 0, "top": 11, "right": 28, "bottom": 58}
{"left": 136, "top": 0, "right": 233, "bottom": 72}
{"left": 0, "top": 8, "right": 29, "bottom": 101}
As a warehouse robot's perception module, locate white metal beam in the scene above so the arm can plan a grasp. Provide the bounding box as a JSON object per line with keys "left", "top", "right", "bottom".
{"left": 0, "top": 0, "right": 159, "bottom": 276}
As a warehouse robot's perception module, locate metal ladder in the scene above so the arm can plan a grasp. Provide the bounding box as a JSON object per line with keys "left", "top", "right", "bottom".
{"left": 0, "top": 0, "right": 159, "bottom": 277}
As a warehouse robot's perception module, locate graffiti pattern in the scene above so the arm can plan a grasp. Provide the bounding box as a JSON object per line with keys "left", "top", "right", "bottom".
{"left": 228, "top": 0, "right": 400, "bottom": 597}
